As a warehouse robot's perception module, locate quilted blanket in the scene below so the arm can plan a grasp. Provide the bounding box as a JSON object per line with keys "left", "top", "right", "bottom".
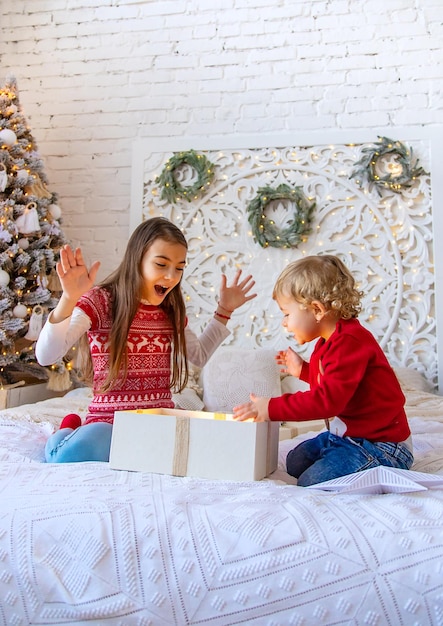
{"left": 0, "top": 386, "right": 442, "bottom": 624}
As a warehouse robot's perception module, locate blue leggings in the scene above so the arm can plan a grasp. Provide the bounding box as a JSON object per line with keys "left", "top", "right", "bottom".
{"left": 287, "top": 431, "right": 414, "bottom": 487}
{"left": 45, "top": 422, "right": 113, "bottom": 463}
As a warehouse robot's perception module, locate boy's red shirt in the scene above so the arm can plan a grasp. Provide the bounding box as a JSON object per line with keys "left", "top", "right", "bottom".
{"left": 268, "top": 318, "right": 410, "bottom": 442}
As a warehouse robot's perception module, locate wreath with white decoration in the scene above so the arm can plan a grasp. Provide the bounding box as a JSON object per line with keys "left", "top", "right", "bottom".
{"left": 247, "top": 184, "right": 316, "bottom": 249}
{"left": 350, "top": 136, "right": 428, "bottom": 196}
{"left": 156, "top": 149, "right": 215, "bottom": 203}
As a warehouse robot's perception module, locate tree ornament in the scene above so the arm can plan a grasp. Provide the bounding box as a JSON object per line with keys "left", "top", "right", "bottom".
{"left": 24, "top": 173, "right": 52, "bottom": 199}
{"left": 156, "top": 149, "right": 215, "bottom": 203}
{"left": 0, "top": 268, "right": 10, "bottom": 287}
{"left": 0, "top": 128, "right": 17, "bottom": 146}
{"left": 13, "top": 303, "right": 28, "bottom": 318}
{"left": 247, "top": 184, "right": 316, "bottom": 249}
{"left": 47, "top": 362, "right": 72, "bottom": 391}
{"left": 349, "top": 136, "right": 428, "bottom": 196}
{"left": 47, "top": 269, "right": 62, "bottom": 292}
{"left": 0, "top": 162, "right": 7, "bottom": 191}
{"left": 24, "top": 305, "right": 44, "bottom": 341}
{"left": 17, "top": 237, "right": 30, "bottom": 250}
{"left": 15, "top": 202, "right": 41, "bottom": 234}
{"left": 48, "top": 203, "right": 62, "bottom": 220}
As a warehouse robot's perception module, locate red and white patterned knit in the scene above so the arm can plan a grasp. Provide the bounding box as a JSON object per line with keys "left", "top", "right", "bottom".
{"left": 77, "top": 288, "right": 175, "bottom": 424}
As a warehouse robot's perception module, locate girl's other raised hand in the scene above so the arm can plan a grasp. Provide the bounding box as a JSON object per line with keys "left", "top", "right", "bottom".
{"left": 218, "top": 269, "right": 257, "bottom": 312}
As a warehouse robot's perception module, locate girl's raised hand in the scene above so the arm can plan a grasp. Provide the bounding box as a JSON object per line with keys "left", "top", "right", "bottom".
{"left": 57, "top": 245, "right": 101, "bottom": 303}
{"left": 218, "top": 269, "right": 256, "bottom": 312}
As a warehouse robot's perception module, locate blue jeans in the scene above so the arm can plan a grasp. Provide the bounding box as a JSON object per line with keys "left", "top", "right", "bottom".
{"left": 286, "top": 431, "right": 414, "bottom": 487}
{"left": 45, "top": 422, "right": 113, "bottom": 463}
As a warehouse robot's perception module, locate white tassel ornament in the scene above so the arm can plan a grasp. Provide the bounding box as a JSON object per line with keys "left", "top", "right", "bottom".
{"left": 24, "top": 305, "right": 44, "bottom": 340}
{"left": 15, "top": 202, "right": 41, "bottom": 234}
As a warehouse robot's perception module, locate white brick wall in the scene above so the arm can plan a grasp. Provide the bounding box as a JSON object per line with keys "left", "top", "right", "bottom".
{"left": 1, "top": 0, "right": 442, "bottom": 277}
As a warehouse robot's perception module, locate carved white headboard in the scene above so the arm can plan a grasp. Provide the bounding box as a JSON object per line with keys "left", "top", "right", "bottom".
{"left": 130, "top": 128, "right": 443, "bottom": 391}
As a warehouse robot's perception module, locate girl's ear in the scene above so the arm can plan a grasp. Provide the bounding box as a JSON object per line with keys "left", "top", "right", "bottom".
{"left": 311, "top": 300, "right": 328, "bottom": 322}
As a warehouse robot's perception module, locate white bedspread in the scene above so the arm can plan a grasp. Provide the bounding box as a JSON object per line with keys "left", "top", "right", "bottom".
{"left": 0, "top": 387, "right": 442, "bottom": 624}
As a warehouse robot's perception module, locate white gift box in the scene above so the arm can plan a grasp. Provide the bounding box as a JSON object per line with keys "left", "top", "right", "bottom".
{"left": 0, "top": 382, "right": 65, "bottom": 410}
{"left": 110, "top": 408, "right": 279, "bottom": 481}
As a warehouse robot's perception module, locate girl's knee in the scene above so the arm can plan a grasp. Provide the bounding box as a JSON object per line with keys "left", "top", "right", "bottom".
{"left": 45, "top": 422, "right": 113, "bottom": 463}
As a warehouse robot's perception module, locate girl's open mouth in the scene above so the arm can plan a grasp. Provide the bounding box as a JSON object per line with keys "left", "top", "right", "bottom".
{"left": 155, "top": 285, "right": 168, "bottom": 296}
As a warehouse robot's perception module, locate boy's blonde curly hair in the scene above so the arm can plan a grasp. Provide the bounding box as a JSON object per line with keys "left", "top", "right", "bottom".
{"left": 273, "top": 254, "right": 363, "bottom": 319}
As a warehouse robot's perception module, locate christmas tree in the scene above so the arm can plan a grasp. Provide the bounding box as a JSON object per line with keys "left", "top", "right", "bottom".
{"left": 0, "top": 75, "right": 72, "bottom": 390}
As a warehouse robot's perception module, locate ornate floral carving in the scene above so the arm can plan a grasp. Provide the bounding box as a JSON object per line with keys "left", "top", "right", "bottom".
{"left": 136, "top": 140, "right": 435, "bottom": 386}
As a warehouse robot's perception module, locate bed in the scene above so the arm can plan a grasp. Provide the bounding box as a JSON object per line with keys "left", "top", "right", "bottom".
{"left": 1, "top": 130, "right": 443, "bottom": 623}
{"left": 1, "top": 366, "right": 443, "bottom": 624}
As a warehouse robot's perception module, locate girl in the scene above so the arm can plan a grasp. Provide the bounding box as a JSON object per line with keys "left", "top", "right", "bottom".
{"left": 233, "top": 254, "right": 413, "bottom": 486}
{"left": 36, "top": 217, "right": 256, "bottom": 463}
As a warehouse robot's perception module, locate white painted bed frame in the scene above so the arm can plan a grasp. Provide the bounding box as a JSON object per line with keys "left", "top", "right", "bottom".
{"left": 130, "top": 127, "right": 443, "bottom": 391}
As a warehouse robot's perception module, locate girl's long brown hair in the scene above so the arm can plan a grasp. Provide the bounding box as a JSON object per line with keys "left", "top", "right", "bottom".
{"left": 79, "top": 217, "right": 189, "bottom": 393}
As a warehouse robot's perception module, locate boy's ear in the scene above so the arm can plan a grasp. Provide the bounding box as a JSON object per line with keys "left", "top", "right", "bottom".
{"left": 311, "top": 300, "right": 327, "bottom": 321}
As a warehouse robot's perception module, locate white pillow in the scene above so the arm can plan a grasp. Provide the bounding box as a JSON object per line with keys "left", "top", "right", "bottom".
{"left": 201, "top": 348, "right": 281, "bottom": 412}
{"left": 393, "top": 367, "right": 434, "bottom": 393}
{"left": 172, "top": 387, "right": 205, "bottom": 411}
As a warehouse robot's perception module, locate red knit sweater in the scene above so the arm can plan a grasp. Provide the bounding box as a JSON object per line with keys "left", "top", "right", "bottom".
{"left": 268, "top": 318, "right": 410, "bottom": 442}
{"left": 78, "top": 288, "right": 176, "bottom": 424}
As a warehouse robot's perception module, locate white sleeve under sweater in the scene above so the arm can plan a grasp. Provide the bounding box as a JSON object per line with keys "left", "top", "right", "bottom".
{"left": 35, "top": 308, "right": 91, "bottom": 366}
{"left": 35, "top": 308, "right": 229, "bottom": 368}
{"left": 185, "top": 317, "right": 230, "bottom": 368}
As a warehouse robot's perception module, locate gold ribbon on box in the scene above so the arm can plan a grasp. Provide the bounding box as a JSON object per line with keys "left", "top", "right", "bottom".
{"left": 172, "top": 412, "right": 227, "bottom": 476}
{"left": 173, "top": 416, "right": 191, "bottom": 476}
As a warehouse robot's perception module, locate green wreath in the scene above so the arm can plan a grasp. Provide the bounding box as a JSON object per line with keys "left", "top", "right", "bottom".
{"left": 350, "top": 136, "right": 428, "bottom": 196}
{"left": 247, "top": 184, "right": 316, "bottom": 249}
{"left": 156, "top": 149, "right": 215, "bottom": 203}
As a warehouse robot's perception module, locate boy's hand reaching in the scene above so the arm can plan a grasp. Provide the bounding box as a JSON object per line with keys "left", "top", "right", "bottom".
{"left": 275, "top": 347, "right": 304, "bottom": 378}
{"left": 233, "top": 393, "right": 270, "bottom": 422}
